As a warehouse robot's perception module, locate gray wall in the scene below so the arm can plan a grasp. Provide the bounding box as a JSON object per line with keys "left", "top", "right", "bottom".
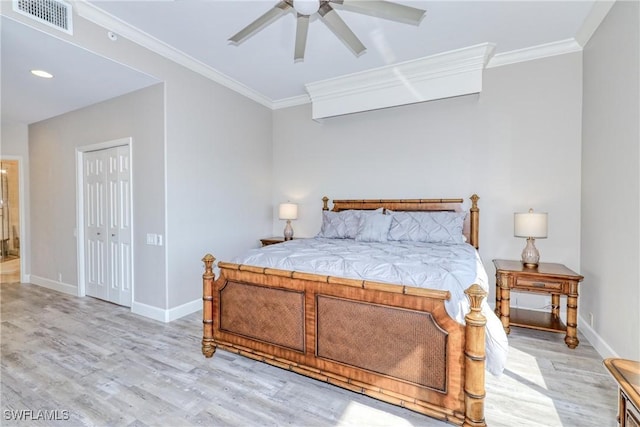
{"left": 12, "top": 8, "right": 273, "bottom": 316}
{"left": 273, "top": 53, "right": 584, "bottom": 311}
{"left": 581, "top": 0, "right": 640, "bottom": 360}
{"left": 29, "top": 84, "right": 166, "bottom": 308}
{"left": 1, "top": 122, "right": 28, "bottom": 155}
{"left": 164, "top": 72, "right": 273, "bottom": 309}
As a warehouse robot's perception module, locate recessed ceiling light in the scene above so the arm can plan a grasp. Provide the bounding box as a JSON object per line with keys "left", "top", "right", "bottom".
{"left": 31, "top": 69, "right": 54, "bottom": 79}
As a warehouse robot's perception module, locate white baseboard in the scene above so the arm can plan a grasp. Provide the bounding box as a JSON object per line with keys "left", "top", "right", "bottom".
{"left": 578, "top": 314, "right": 619, "bottom": 359}
{"left": 29, "top": 275, "right": 78, "bottom": 296}
{"left": 25, "top": 276, "right": 199, "bottom": 324}
{"left": 131, "top": 300, "right": 167, "bottom": 322}
{"left": 167, "top": 298, "right": 201, "bottom": 322}
{"left": 131, "top": 298, "right": 201, "bottom": 323}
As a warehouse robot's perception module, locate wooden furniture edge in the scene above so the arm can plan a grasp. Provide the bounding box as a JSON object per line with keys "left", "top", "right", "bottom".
{"left": 217, "top": 261, "right": 452, "bottom": 300}
{"left": 604, "top": 358, "right": 640, "bottom": 409}
{"left": 463, "top": 284, "right": 487, "bottom": 427}
{"left": 201, "top": 253, "right": 216, "bottom": 358}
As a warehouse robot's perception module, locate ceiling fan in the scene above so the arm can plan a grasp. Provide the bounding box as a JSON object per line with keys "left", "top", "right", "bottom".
{"left": 229, "top": 0, "right": 426, "bottom": 62}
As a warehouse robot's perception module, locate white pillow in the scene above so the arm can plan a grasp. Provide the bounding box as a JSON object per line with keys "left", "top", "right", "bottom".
{"left": 317, "top": 209, "right": 383, "bottom": 239}
{"left": 387, "top": 211, "right": 466, "bottom": 243}
{"left": 355, "top": 212, "right": 392, "bottom": 242}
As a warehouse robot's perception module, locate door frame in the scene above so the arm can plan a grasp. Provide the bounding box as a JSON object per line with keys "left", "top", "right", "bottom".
{"left": 0, "top": 155, "right": 27, "bottom": 283}
{"left": 76, "top": 137, "right": 134, "bottom": 301}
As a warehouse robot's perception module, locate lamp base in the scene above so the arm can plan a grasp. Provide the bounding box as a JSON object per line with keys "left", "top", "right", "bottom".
{"left": 284, "top": 220, "right": 294, "bottom": 241}
{"left": 521, "top": 237, "right": 540, "bottom": 268}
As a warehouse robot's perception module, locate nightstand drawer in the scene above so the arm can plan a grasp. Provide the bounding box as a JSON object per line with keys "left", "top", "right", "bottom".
{"left": 514, "top": 277, "right": 563, "bottom": 292}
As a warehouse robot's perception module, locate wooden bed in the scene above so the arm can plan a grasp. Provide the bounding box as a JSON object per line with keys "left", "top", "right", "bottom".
{"left": 201, "top": 195, "right": 487, "bottom": 427}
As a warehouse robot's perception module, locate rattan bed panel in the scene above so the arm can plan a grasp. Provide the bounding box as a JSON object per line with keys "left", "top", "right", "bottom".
{"left": 219, "top": 281, "right": 305, "bottom": 352}
{"left": 316, "top": 295, "right": 447, "bottom": 392}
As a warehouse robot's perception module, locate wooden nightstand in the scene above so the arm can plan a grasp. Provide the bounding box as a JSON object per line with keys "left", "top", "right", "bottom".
{"left": 260, "top": 237, "right": 290, "bottom": 246}
{"left": 605, "top": 358, "right": 640, "bottom": 427}
{"left": 493, "top": 259, "right": 584, "bottom": 348}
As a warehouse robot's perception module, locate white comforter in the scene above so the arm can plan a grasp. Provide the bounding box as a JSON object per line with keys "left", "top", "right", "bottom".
{"left": 232, "top": 237, "right": 508, "bottom": 375}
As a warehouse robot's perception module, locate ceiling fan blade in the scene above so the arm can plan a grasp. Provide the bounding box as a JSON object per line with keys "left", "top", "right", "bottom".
{"left": 294, "top": 14, "right": 310, "bottom": 62}
{"left": 319, "top": 3, "right": 366, "bottom": 56}
{"left": 334, "top": 0, "right": 426, "bottom": 26}
{"left": 228, "top": 1, "right": 292, "bottom": 44}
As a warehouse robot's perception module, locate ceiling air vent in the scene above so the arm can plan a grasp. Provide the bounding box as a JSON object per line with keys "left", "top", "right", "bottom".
{"left": 13, "top": 0, "right": 73, "bottom": 35}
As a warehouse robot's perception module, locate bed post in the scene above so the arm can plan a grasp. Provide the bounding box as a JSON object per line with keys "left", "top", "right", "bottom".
{"left": 202, "top": 253, "right": 216, "bottom": 358}
{"left": 322, "top": 196, "right": 329, "bottom": 211}
{"left": 463, "top": 284, "right": 487, "bottom": 427}
{"left": 470, "top": 194, "right": 479, "bottom": 249}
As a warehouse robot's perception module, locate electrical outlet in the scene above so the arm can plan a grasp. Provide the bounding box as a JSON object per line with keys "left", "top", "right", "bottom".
{"left": 58, "top": 273, "right": 62, "bottom": 282}
{"left": 589, "top": 312, "right": 594, "bottom": 327}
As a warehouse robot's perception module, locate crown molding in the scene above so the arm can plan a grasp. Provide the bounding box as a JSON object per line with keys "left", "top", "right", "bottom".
{"left": 487, "top": 38, "right": 583, "bottom": 68}
{"left": 575, "top": 0, "right": 616, "bottom": 47}
{"left": 305, "top": 43, "right": 495, "bottom": 119}
{"left": 272, "top": 94, "right": 311, "bottom": 110}
{"left": 73, "top": 0, "right": 274, "bottom": 109}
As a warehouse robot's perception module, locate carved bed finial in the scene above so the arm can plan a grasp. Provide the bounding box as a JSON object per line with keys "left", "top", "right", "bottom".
{"left": 322, "top": 196, "right": 329, "bottom": 211}
{"left": 470, "top": 194, "right": 479, "bottom": 212}
{"left": 465, "top": 283, "right": 485, "bottom": 312}
{"left": 202, "top": 253, "right": 216, "bottom": 276}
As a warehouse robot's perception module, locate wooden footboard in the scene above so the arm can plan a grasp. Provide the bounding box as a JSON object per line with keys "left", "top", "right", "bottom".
{"left": 201, "top": 255, "right": 487, "bottom": 427}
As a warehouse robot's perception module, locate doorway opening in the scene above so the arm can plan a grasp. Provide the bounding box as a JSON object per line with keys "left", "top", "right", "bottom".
{"left": 0, "top": 159, "right": 21, "bottom": 284}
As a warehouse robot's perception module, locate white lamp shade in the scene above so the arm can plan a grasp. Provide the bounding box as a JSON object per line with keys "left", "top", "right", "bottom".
{"left": 293, "top": 0, "right": 320, "bottom": 15}
{"left": 514, "top": 210, "right": 548, "bottom": 238}
{"left": 279, "top": 203, "right": 298, "bottom": 220}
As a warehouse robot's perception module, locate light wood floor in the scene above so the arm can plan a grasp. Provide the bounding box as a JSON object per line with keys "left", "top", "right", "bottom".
{"left": 0, "top": 258, "right": 20, "bottom": 284}
{"left": 1, "top": 282, "right": 618, "bottom": 426}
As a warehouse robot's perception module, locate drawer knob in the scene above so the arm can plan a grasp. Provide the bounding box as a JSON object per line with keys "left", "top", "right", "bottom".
{"left": 531, "top": 282, "right": 546, "bottom": 287}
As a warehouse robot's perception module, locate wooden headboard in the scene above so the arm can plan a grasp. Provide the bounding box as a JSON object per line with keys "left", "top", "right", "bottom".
{"left": 322, "top": 194, "right": 480, "bottom": 249}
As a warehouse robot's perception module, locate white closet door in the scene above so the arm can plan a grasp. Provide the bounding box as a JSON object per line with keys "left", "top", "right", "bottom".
{"left": 84, "top": 145, "right": 132, "bottom": 307}
{"left": 84, "top": 150, "right": 107, "bottom": 301}
{"left": 106, "top": 145, "right": 132, "bottom": 306}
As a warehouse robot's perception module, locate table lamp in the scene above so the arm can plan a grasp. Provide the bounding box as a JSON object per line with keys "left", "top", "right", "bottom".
{"left": 514, "top": 208, "right": 548, "bottom": 268}
{"left": 279, "top": 202, "right": 298, "bottom": 241}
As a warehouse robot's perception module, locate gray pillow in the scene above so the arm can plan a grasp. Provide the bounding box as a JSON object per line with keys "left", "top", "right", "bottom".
{"left": 317, "top": 209, "right": 383, "bottom": 239}
{"left": 387, "top": 211, "right": 466, "bottom": 243}
{"left": 355, "top": 213, "right": 392, "bottom": 242}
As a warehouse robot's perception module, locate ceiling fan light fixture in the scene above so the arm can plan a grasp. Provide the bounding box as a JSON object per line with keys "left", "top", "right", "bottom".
{"left": 31, "top": 69, "right": 54, "bottom": 79}
{"left": 293, "top": 0, "right": 320, "bottom": 16}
